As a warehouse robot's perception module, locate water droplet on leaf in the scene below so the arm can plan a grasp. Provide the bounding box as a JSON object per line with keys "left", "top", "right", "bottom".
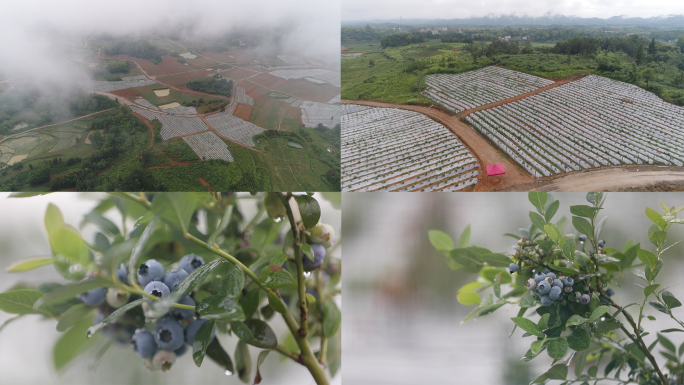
{"left": 224, "top": 370, "right": 233, "bottom": 376}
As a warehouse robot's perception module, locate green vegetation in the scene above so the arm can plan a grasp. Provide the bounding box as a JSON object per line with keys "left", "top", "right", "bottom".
{"left": 106, "top": 60, "right": 133, "bottom": 74}
{"left": 186, "top": 74, "right": 233, "bottom": 97}
{"left": 68, "top": 94, "right": 118, "bottom": 116}
{"left": 104, "top": 40, "right": 168, "bottom": 64}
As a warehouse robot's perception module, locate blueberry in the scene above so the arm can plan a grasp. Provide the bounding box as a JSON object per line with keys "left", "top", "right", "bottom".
{"left": 185, "top": 318, "right": 215, "bottom": 346}
{"left": 542, "top": 269, "right": 550, "bottom": 274}
{"left": 564, "top": 286, "right": 573, "bottom": 294}
{"left": 310, "top": 223, "right": 335, "bottom": 248}
{"left": 606, "top": 288, "right": 614, "bottom": 297}
{"left": 526, "top": 278, "right": 537, "bottom": 291}
{"left": 179, "top": 254, "right": 205, "bottom": 273}
{"left": 562, "top": 277, "right": 574, "bottom": 287}
{"left": 546, "top": 272, "right": 557, "bottom": 280}
{"left": 509, "top": 263, "right": 519, "bottom": 273}
{"left": 598, "top": 240, "right": 606, "bottom": 248}
{"left": 302, "top": 243, "right": 326, "bottom": 270}
{"left": 580, "top": 294, "right": 591, "bottom": 305}
{"left": 534, "top": 272, "right": 546, "bottom": 283}
{"left": 579, "top": 234, "right": 587, "bottom": 242}
{"left": 163, "top": 268, "right": 189, "bottom": 292}
{"left": 540, "top": 295, "right": 554, "bottom": 306}
{"left": 537, "top": 280, "right": 551, "bottom": 295}
{"left": 154, "top": 318, "right": 185, "bottom": 351}
{"left": 78, "top": 287, "right": 107, "bottom": 307}
{"left": 549, "top": 286, "right": 562, "bottom": 300}
{"left": 553, "top": 279, "right": 564, "bottom": 288}
{"left": 144, "top": 281, "right": 170, "bottom": 301}
{"left": 600, "top": 296, "right": 610, "bottom": 304}
{"left": 152, "top": 349, "right": 176, "bottom": 372}
{"left": 138, "top": 259, "right": 164, "bottom": 287}
{"left": 106, "top": 288, "right": 131, "bottom": 308}
{"left": 545, "top": 277, "right": 554, "bottom": 284}
{"left": 575, "top": 292, "right": 582, "bottom": 300}
{"left": 169, "top": 296, "right": 195, "bottom": 321}
{"left": 117, "top": 264, "right": 128, "bottom": 283}
{"left": 133, "top": 329, "right": 158, "bottom": 359}
{"left": 174, "top": 343, "right": 188, "bottom": 357}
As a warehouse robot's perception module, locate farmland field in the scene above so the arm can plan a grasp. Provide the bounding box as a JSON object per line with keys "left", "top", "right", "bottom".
{"left": 342, "top": 105, "right": 479, "bottom": 191}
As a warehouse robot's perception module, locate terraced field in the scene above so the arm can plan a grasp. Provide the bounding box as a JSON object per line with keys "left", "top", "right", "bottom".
{"left": 342, "top": 105, "right": 479, "bottom": 191}
{"left": 131, "top": 106, "right": 209, "bottom": 140}
{"left": 183, "top": 131, "right": 234, "bottom": 162}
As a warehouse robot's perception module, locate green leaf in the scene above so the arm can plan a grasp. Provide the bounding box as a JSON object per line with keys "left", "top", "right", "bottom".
{"left": 480, "top": 253, "right": 513, "bottom": 268}
{"left": 646, "top": 260, "right": 664, "bottom": 282}
{"left": 478, "top": 302, "right": 505, "bottom": 316}
{"left": 428, "top": 230, "right": 454, "bottom": 252}
{"left": 567, "top": 328, "right": 591, "bottom": 351}
{"left": 562, "top": 235, "right": 576, "bottom": 261}
{"left": 53, "top": 316, "right": 95, "bottom": 371}
{"left": 267, "top": 292, "right": 287, "bottom": 315}
{"left": 215, "top": 263, "right": 244, "bottom": 299}
{"left": 242, "top": 289, "right": 260, "bottom": 320}
{"left": 33, "top": 279, "right": 115, "bottom": 310}
{"left": 459, "top": 225, "right": 471, "bottom": 248}
{"left": 547, "top": 338, "right": 569, "bottom": 360}
{"left": 511, "top": 317, "right": 544, "bottom": 338}
{"left": 544, "top": 223, "right": 560, "bottom": 243}
{"left": 519, "top": 291, "right": 536, "bottom": 308}
{"left": 566, "top": 315, "right": 589, "bottom": 327}
{"left": 192, "top": 319, "right": 216, "bottom": 367}
{"left": 208, "top": 204, "right": 233, "bottom": 246}
{"left": 254, "top": 349, "right": 271, "bottom": 384}
{"left": 658, "top": 333, "right": 677, "bottom": 353}
{"left": 0, "top": 289, "right": 48, "bottom": 315}
{"left": 242, "top": 319, "right": 278, "bottom": 349}
{"left": 650, "top": 301, "right": 669, "bottom": 314}
{"left": 197, "top": 295, "right": 245, "bottom": 321}
{"left": 529, "top": 211, "right": 547, "bottom": 231}
{"left": 637, "top": 249, "right": 658, "bottom": 271}
{"left": 575, "top": 351, "right": 588, "bottom": 377}
{"left": 206, "top": 339, "right": 234, "bottom": 376}
{"left": 293, "top": 195, "right": 321, "bottom": 229}
{"left": 260, "top": 266, "right": 294, "bottom": 289}
{"left": 5, "top": 256, "right": 54, "bottom": 273}
{"left": 589, "top": 306, "right": 612, "bottom": 321}
{"left": 44, "top": 203, "right": 64, "bottom": 235}
{"left": 662, "top": 329, "right": 684, "bottom": 333}
{"left": 173, "top": 258, "right": 223, "bottom": 296}
{"left": 450, "top": 248, "right": 484, "bottom": 273}
{"left": 86, "top": 298, "right": 146, "bottom": 337}
{"left": 533, "top": 364, "right": 568, "bottom": 383}
{"left": 650, "top": 230, "right": 668, "bottom": 248}
{"left": 151, "top": 192, "right": 208, "bottom": 233}
{"left": 323, "top": 300, "right": 341, "bottom": 338}
{"left": 82, "top": 212, "right": 120, "bottom": 236}
{"left": 457, "top": 292, "right": 481, "bottom": 306}
{"left": 127, "top": 217, "right": 159, "bottom": 287}
{"left": 646, "top": 207, "right": 667, "bottom": 229}
{"left": 56, "top": 304, "right": 92, "bottom": 332}
{"left": 50, "top": 225, "right": 91, "bottom": 266}
{"left": 530, "top": 340, "right": 545, "bottom": 355}
{"left": 645, "top": 284, "right": 660, "bottom": 297}
{"left": 235, "top": 340, "right": 252, "bottom": 383}
{"left": 570, "top": 205, "right": 600, "bottom": 219}
{"left": 300, "top": 243, "right": 315, "bottom": 264}
{"left": 663, "top": 291, "right": 682, "bottom": 310}
{"left": 457, "top": 281, "right": 483, "bottom": 293}
{"left": 545, "top": 200, "right": 560, "bottom": 222}
{"left": 572, "top": 216, "right": 594, "bottom": 237}
{"left": 528, "top": 192, "right": 548, "bottom": 213}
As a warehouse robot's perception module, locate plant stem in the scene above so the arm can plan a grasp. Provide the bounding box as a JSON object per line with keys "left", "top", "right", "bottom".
{"left": 280, "top": 193, "right": 309, "bottom": 337}
{"left": 276, "top": 345, "right": 305, "bottom": 365}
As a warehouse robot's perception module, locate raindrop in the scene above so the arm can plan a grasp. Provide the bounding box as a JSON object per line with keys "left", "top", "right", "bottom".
{"left": 600, "top": 317, "right": 606, "bottom": 322}
{"left": 69, "top": 264, "right": 84, "bottom": 273}
{"left": 86, "top": 330, "right": 93, "bottom": 338}
{"left": 224, "top": 370, "right": 233, "bottom": 376}
{"left": 304, "top": 271, "right": 311, "bottom": 278}
{"left": 274, "top": 217, "right": 282, "bottom": 223}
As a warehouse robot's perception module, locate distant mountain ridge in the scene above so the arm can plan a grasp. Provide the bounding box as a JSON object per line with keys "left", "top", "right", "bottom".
{"left": 342, "top": 14, "right": 684, "bottom": 28}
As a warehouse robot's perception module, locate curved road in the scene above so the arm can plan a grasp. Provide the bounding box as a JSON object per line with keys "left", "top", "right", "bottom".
{"left": 343, "top": 100, "right": 684, "bottom": 191}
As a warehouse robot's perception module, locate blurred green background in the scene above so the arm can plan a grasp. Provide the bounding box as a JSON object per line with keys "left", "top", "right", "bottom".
{"left": 0, "top": 192, "right": 341, "bottom": 385}
{"left": 342, "top": 192, "right": 684, "bottom": 385}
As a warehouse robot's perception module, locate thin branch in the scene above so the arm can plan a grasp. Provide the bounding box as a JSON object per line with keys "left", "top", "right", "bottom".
{"left": 280, "top": 193, "right": 309, "bottom": 337}
{"left": 276, "top": 345, "right": 305, "bottom": 365}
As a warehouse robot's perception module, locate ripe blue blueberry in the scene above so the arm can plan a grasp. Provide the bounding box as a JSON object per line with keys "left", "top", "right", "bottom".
{"left": 163, "top": 268, "right": 189, "bottom": 292}
{"left": 117, "top": 263, "right": 128, "bottom": 283}
{"left": 580, "top": 294, "right": 591, "bottom": 305}
{"left": 169, "top": 296, "right": 195, "bottom": 321}
{"left": 598, "top": 240, "right": 606, "bottom": 248}
{"left": 545, "top": 272, "right": 557, "bottom": 280}
{"left": 549, "top": 286, "right": 562, "bottom": 300}
{"left": 509, "top": 263, "right": 519, "bottom": 273}
{"left": 579, "top": 234, "right": 587, "bottom": 242}
{"left": 534, "top": 272, "right": 546, "bottom": 283}
{"left": 542, "top": 269, "right": 550, "bottom": 274}
{"left": 526, "top": 278, "right": 537, "bottom": 290}
{"left": 606, "top": 288, "right": 615, "bottom": 297}
{"left": 600, "top": 296, "right": 610, "bottom": 304}
{"left": 185, "top": 318, "right": 215, "bottom": 346}
{"left": 155, "top": 318, "right": 185, "bottom": 351}
{"left": 537, "top": 280, "right": 551, "bottom": 295}
{"left": 179, "top": 254, "right": 205, "bottom": 274}
{"left": 78, "top": 287, "right": 107, "bottom": 307}
{"left": 302, "top": 243, "right": 326, "bottom": 270}
{"left": 562, "top": 277, "right": 574, "bottom": 287}
{"left": 144, "top": 281, "right": 170, "bottom": 300}
{"left": 133, "top": 329, "right": 158, "bottom": 359}
{"left": 540, "top": 295, "right": 554, "bottom": 306}
{"left": 138, "top": 259, "right": 164, "bottom": 287}
{"left": 553, "top": 279, "right": 564, "bottom": 288}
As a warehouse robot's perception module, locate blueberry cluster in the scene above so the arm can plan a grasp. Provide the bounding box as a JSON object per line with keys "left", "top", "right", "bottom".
{"left": 297, "top": 223, "right": 335, "bottom": 270}
{"left": 77, "top": 254, "right": 215, "bottom": 372}
{"left": 525, "top": 271, "right": 575, "bottom": 306}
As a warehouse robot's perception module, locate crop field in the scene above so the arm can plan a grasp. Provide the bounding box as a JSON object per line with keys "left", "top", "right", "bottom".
{"left": 155, "top": 69, "right": 216, "bottom": 86}
{"left": 301, "top": 101, "right": 340, "bottom": 128}
{"left": 245, "top": 73, "right": 340, "bottom": 103}
{"left": 131, "top": 106, "right": 209, "bottom": 140}
{"left": 269, "top": 69, "right": 340, "bottom": 87}
{"left": 234, "top": 87, "right": 254, "bottom": 106}
{"left": 465, "top": 75, "right": 684, "bottom": 178}
{"left": 78, "top": 75, "right": 157, "bottom": 93}
{"left": 205, "top": 111, "right": 265, "bottom": 147}
{"left": 135, "top": 99, "right": 160, "bottom": 110}
{"left": 233, "top": 104, "right": 253, "bottom": 120}
{"left": 342, "top": 105, "right": 479, "bottom": 192}
{"left": 182, "top": 131, "right": 234, "bottom": 162}
{"left": 219, "top": 67, "right": 259, "bottom": 81}
{"left": 0, "top": 124, "right": 89, "bottom": 165}
{"left": 422, "top": 66, "right": 555, "bottom": 113}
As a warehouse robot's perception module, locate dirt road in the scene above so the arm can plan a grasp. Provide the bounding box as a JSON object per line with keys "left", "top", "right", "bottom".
{"left": 515, "top": 167, "right": 684, "bottom": 192}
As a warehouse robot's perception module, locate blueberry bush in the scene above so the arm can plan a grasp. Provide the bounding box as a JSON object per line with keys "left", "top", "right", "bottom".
{"left": 0, "top": 192, "right": 340, "bottom": 384}
{"left": 429, "top": 192, "right": 684, "bottom": 385}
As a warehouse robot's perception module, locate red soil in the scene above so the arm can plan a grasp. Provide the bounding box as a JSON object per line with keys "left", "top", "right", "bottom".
{"left": 221, "top": 67, "right": 258, "bottom": 81}
{"left": 198, "top": 177, "right": 215, "bottom": 192}
{"left": 110, "top": 88, "right": 140, "bottom": 99}
{"left": 155, "top": 69, "right": 215, "bottom": 86}
{"left": 233, "top": 103, "right": 253, "bottom": 120}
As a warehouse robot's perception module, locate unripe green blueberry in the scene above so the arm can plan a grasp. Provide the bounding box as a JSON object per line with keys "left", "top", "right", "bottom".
{"left": 152, "top": 350, "right": 176, "bottom": 372}
{"left": 310, "top": 223, "right": 335, "bottom": 248}
{"left": 106, "top": 288, "right": 131, "bottom": 308}
{"left": 545, "top": 277, "right": 553, "bottom": 285}
{"left": 265, "top": 193, "right": 287, "bottom": 219}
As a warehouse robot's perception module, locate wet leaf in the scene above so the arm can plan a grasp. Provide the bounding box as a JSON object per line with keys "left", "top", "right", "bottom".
{"left": 254, "top": 350, "right": 271, "bottom": 384}
{"left": 260, "top": 265, "right": 294, "bottom": 289}
{"left": 293, "top": 195, "right": 320, "bottom": 229}
{"left": 5, "top": 256, "right": 54, "bottom": 273}
{"left": 192, "top": 320, "right": 216, "bottom": 367}
{"left": 197, "top": 295, "right": 245, "bottom": 321}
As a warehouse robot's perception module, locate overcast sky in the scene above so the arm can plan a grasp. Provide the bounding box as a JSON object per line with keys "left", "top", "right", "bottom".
{"left": 343, "top": 0, "right": 684, "bottom": 22}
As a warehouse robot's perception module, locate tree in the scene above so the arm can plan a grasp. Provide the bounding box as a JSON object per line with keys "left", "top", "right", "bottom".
{"left": 677, "top": 35, "right": 684, "bottom": 54}
{"left": 465, "top": 44, "right": 481, "bottom": 63}
{"left": 642, "top": 67, "right": 656, "bottom": 87}
{"left": 648, "top": 38, "right": 657, "bottom": 56}
{"left": 635, "top": 43, "right": 645, "bottom": 65}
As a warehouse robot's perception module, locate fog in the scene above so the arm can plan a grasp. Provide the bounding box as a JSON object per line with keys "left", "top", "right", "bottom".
{"left": 0, "top": 0, "right": 340, "bottom": 85}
